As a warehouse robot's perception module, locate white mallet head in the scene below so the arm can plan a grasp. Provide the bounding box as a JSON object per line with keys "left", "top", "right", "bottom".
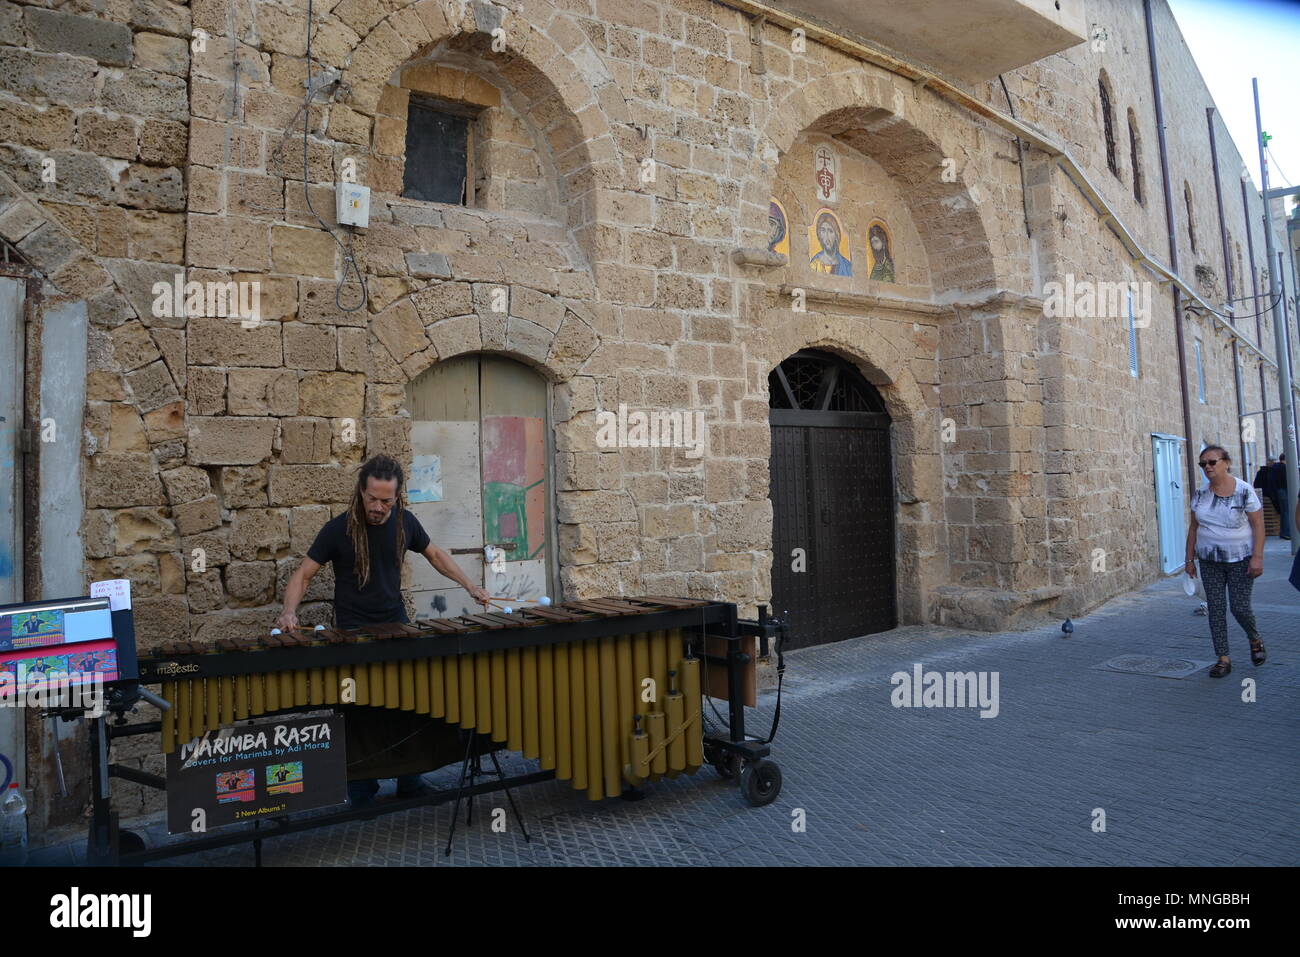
{"left": 539, "top": 595, "right": 551, "bottom": 606}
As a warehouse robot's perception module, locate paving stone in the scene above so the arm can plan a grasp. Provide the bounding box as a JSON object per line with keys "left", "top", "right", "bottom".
{"left": 42, "top": 540, "right": 1291, "bottom": 866}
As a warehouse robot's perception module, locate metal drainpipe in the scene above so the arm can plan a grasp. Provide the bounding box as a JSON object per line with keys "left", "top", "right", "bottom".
{"left": 1207, "top": 109, "right": 1246, "bottom": 468}
{"left": 1144, "top": 0, "right": 1197, "bottom": 491}
{"left": 1282, "top": 249, "right": 1299, "bottom": 465}
{"left": 1241, "top": 177, "right": 1271, "bottom": 458}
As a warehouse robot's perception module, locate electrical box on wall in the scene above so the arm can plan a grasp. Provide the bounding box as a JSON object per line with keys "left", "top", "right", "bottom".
{"left": 336, "top": 183, "right": 370, "bottom": 228}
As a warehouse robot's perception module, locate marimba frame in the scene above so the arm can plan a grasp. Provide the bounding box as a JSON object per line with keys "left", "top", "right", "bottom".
{"left": 79, "top": 599, "right": 783, "bottom": 865}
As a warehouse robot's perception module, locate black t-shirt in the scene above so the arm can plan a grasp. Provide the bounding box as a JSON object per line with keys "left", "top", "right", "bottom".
{"left": 307, "top": 509, "right": 431, "bottom": 628}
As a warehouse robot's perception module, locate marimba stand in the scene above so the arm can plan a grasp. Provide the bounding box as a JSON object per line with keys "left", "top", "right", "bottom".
{"left": 444, "top": 729, "right": 531, "bottom": 856}
{"left": 80, "top": 600, "right": 785, "bottom": 865}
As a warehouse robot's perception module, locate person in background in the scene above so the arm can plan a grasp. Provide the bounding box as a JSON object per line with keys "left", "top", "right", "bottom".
{"left": 1268, "top": 453, "right": 1290, "bottom": 539}
{"left": 1185, "top": 445, "right": 1266, "bottom": 678}
{"left": 1291, "top": 496, "right": 1300, "bottom": 593}
{"left": 1252, "top": 455, "right": 1274, "bottom": 498}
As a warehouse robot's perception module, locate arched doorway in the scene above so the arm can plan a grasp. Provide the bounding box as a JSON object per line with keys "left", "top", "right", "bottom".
{"left": 769, "top": 350, "right": 896, "bottom": 648}
{"left": 405, "top": 354, "right": 556, "bottom": 618}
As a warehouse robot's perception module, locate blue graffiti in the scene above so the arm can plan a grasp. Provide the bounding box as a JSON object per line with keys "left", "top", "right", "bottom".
{"left": 0, "top": 546, "right": 11, "bottom": 579}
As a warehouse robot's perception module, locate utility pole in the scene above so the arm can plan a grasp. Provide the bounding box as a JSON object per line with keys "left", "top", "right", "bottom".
{"left": 1254, "top": 77, "right": 1299, "bottom": 555}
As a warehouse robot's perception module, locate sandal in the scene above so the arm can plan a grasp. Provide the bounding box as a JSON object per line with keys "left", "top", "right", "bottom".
{"left": 1250, "top": 639, "right": 1266, "bottom": 667}
{"left": 1209, "top": 660, "right": 1232, "bottom": 678}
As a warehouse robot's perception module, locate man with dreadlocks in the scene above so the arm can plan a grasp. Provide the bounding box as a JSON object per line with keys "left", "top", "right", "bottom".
{"left": 277, "top": 454, "right": 491, "bottom": 806}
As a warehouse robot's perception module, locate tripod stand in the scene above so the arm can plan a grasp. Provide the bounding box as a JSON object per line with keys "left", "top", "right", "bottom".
{"left": 444, "top": 729, "right": 531, "bottom": 856}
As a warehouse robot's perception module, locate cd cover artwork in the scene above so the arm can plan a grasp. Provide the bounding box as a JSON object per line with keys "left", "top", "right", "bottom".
{"left": 267, "top": 762, "right": 305, "bottom": 795}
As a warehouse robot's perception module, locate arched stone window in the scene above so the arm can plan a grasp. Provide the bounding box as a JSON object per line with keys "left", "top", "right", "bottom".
{"left": 386, "top": 53, "right": 564, "bottom": 220}
{"left": 1234, "top": 240, "right": 1245, "bottom": 302}
{"left": 1099, "top": 73, "right": 1118, "bottom": 178}
{"left": 1128, "top": 109, "right": 1144, "bottom": 205}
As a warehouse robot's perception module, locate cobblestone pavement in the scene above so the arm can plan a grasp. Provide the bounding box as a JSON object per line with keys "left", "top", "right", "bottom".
{"left": 33, "top": 540, "right": 1299, "bottom": 866}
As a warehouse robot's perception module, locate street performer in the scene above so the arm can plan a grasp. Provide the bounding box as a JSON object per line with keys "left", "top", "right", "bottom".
{"left": 277, "top": 453, "right": 491, "bottom": 807}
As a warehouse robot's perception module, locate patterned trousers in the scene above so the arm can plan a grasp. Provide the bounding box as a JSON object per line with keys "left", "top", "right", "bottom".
{"left": 1198, "top": 557, "right": 1260, "bottom": 657}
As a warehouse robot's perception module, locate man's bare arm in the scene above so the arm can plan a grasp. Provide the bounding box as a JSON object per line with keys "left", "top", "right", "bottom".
{"left": 277, "top": 556, "right": 322, "bottom": 630}
{"left": 422, "top": 544, "right": 491, "bottom": 607}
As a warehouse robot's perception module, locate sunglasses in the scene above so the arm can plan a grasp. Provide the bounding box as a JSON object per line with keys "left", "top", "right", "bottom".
{"left": 1198, "top": 459, "right": 1223, "bottom": 468}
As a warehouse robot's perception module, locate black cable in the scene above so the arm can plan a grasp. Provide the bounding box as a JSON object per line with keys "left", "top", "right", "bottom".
{"left": 1186, "top": 290, "right": 1283, "bottom": 323}
{"left": 698, "top": 607, "right": 785, "bottom": 747}
{"left": 999, "top": 73, "right": 1032, "bottom": 240}
{"left": 304, "top": 0, "right": 367, "bottom": 313}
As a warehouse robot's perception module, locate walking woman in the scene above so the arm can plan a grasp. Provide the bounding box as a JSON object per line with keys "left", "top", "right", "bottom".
{"left": 1185, "top": 445, "right": 1267, "bottom": 677}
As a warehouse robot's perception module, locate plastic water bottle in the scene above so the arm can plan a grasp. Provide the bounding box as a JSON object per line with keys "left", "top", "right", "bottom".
{"left": 0, "top": 783, "right": 28, "bottom": 866}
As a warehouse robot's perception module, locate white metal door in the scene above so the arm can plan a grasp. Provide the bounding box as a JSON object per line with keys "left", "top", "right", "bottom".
{"left": 0, "top": 277, "right": 24, "bottom": 799}
{"left": 1152, "top": 434, "right": 1186, "bottom": 574}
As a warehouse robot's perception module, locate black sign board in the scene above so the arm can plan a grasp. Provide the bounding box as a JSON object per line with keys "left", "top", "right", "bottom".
{"left": 165, "top": 714, "right": 347, "bottom": 834}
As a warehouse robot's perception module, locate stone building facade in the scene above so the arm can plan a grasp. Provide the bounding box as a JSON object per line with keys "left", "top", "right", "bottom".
{"left": 0, "top": 0, "right": 1296, "bottom": 835}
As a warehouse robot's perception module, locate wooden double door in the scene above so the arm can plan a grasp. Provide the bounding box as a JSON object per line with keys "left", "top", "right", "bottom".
{"left": 769, "top": 351, "right": 896, "bottom": 649}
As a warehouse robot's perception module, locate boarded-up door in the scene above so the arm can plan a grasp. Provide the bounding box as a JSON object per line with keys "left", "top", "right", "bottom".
{"left": 405, "top": 355, "right": 554, "bottom": 618}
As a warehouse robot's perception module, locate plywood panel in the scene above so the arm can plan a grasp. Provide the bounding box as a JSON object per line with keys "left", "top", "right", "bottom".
{"left": 486, "top": 558, "right": 549, "bottom": 605}
{"left": 415, "top": 584, "right": 485, "bottom": 621}
{"left": 407, "top": 417, "right": 481, "bottom": 608}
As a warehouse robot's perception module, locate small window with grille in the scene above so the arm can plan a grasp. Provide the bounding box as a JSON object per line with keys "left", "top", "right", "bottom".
{"left": 402, "top": 96, "right": 481, "bottom": 206}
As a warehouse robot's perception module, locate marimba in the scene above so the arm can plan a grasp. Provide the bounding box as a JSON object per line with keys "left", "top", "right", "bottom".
{"left": 139, "top": 596, "right": 721, "bottom": 800}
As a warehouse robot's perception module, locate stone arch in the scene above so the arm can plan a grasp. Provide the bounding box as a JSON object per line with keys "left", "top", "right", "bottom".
{"left": 334, "top": 0, "right": 628, "bottom": 258}
{"left": 0, "top": 176, "right": 172, "bottom": 458}
{"left": 760, "top": 303, "right": 943, "bottom": 625}
{"left": 764, "top": 306, "right": 938, "bottom": 474}
{"left": 0, "top": 172, "right": 188, "bottom": 621}
{"left": 0, "top": 176, "right": 134, "bottom": 310}
{"left": 744, "top": 69, "right": 1010, "bottom": 297}
{"left": 366, "top": 279, "right": 602, "bottom": 388}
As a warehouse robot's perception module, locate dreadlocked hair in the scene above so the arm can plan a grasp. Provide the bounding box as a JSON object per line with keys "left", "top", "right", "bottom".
{"left": 346, "top": 454, "right": 407, "bottom": 590}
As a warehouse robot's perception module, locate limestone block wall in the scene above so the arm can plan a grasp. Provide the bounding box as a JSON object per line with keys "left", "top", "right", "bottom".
{"left": 970, "top": 0, "right": 1296, "bottom": 610}
{"left": 2, "top": 0, "right": 1296, "bottom": 834}
{"left": 0, "top": 0, "right": 1286, "bottom": 646}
